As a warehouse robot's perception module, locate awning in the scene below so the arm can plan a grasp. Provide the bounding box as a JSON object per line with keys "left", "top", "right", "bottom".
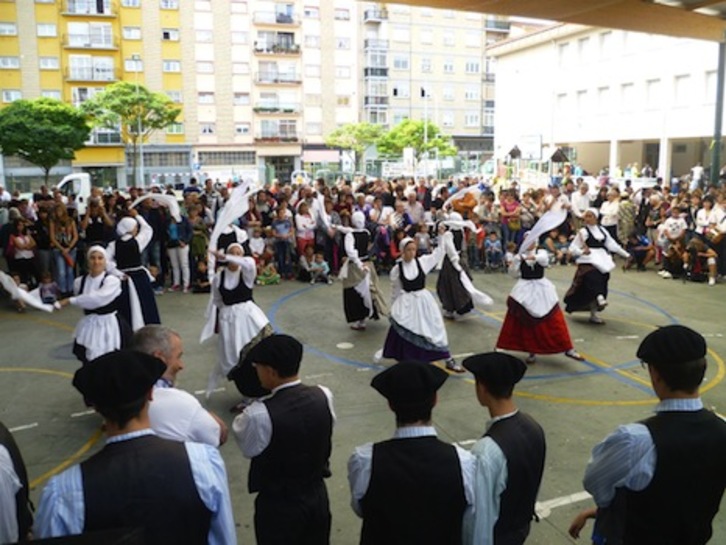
{"left": 302, "top": 149, "right": 340, "bottom": 163}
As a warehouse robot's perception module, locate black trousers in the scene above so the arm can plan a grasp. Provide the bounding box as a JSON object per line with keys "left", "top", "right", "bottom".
{"left": 254, "top": 481, "right": 331, "bottom": 545}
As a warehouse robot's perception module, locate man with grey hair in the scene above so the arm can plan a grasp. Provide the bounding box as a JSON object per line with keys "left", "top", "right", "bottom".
{"left": 132, "top": 325, "right": 227, "bottom": 447}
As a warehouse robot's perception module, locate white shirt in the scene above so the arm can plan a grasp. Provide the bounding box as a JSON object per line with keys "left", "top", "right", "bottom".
{"left": 599, "top": 200, "right": 620, "bottom": 227}
{"left": 150, "top": 382, "right": 221, "bottom": 447}
{"left": 571, "top": 191, "right": 592, "bottom": 218}
{"left": 0, "top": 445, "right": 21, "bottom": 544}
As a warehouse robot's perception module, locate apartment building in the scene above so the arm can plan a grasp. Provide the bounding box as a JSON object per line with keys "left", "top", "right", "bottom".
{"left": 0, "top": 0, "right": 525, "bottom": 189}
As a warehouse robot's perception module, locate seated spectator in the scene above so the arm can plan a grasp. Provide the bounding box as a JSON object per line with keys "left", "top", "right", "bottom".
{"left": 38, "top": 271, "right": 61, "bottom": 304}
{"left": 660, "top": 239, "right": 685, "bottom": 279}
{"left": 484, "top": 231, "right": 503, "bottom": 269}
{"left": 192, "top": 260, "right": 211, "bottom": 293}
{"left": 297, "top": 244, "right": 315, "bottom": 282}
{"left": 309, "top": 252, "right": 332, "bottom": 285}
{"left": 623, "top": 232, "right": 656, "bottom": 271}
{"left": 257, "top": 262, "right": 281, "bottom": 286}
{"left": 683, "top": 237, "right": 718, "bottom": 285}
{"left": 414, "top": 222, "right": 431, "bottom": 256}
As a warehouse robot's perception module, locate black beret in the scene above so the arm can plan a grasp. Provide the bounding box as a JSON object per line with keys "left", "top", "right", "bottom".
{"left": 248, "top": 334, "right": 303, "bottom": 371}
{"left": 463, "top": 352, "right": 527, "bottom": 386}
{"left": 371, "top": 360, "right": 448, "bottom": 403}
{"left": 73, "top": 350, "right": 165, "bottom": 407}
{"left": 637, "top": 325, "right": 706, "bottom": 366}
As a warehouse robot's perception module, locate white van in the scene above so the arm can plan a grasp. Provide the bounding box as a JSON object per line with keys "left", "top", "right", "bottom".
{"left": 55, "top": 173, "right": 92, "bottom": 216}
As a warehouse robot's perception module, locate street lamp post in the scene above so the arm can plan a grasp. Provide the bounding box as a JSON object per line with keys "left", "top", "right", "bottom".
{"left": 131, "top": 54, "right": 144, "bottom": 188}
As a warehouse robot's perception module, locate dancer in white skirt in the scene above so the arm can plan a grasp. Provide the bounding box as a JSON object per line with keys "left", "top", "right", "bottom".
{"left": 378, "top": 231, "right": 463, "bottom": 372}
{"left": 58, "top": 245, "right": 131, "bottom": 365}
{"left": 201, "top": 243, "right": 273, "bottom": 400}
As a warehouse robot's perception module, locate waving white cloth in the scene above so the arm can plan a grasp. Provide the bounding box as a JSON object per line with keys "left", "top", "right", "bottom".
{"left": 130, "top": 194, "right": 181, "bottom": 222}
{"left": 518, "top": 207, "right": 568, "bottom": 254}
{"left": 0, "top": 271, "right": 54, "bottom": 312}
{"left": 443, "top": 184, "right": 482, "bottom": 211}
{"left": 439, "top": 231, "right": 493, "bottom": 308}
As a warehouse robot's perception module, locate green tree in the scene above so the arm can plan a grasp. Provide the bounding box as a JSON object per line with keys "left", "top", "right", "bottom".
{"left": 80, "top": 81, "right": 181, "bottom": 185}
{"left": 324, "top": 122, "right": 384, "bottom": 172}
{"left": 0, "top": 98, "right": 90, "bottom": 185}
{"left": 376, "top": 119, "right": 457, "bottom": 160}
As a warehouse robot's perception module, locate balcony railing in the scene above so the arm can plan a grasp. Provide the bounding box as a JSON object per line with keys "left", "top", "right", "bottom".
{"left": 363, "top": 9, "right": 388, "bottom": 23}
{"left": 364, "top": 96, "right": 389, "bottom": 106}
{"left": 255, "top": 71, "right": 302, "bottom": 84}
{"left": 485, "top": 19, "right": 510, "bottom": 32}
{"left": 64, "top": 34, "right": 118, "bottom": 50}
{"left": 364, "top": 67, "right": 388, "bottom": 77}
{"left": 254, "top": 42, "right": 301, "bottom": 55}
{"left": 483, "top": 73, "right": 496, "bottom": 83}
{"left": 253, "top": 11, "right": 300, "bottom": 25}
{"left": 364, "top": 38, "right": 388, "bottom": 49}
{"left": 482, "top": 125, "right": 495, "bottom": 135}
{"left": 254, "top": 134, "right": 300, "bottom": 143}
{"left": 253, "top": 103, "right": 301, "bottom": 114}
{"left": 63, "top": 1, "right": 115, "bottom": 16}
{"left": 87, "top": 129, "right": 122, "bottom": 145}
{"left": 65, "top": 66, "right": 118, "bottom": 81}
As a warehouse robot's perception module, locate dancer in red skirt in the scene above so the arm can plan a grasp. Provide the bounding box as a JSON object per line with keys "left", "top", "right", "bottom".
{"left": 496, "top": 248, "right": 583, "bottom": 364}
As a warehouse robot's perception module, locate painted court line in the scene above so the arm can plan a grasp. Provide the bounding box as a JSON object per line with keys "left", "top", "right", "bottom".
{"left": 70, "top": 410, "right": 95, "bottom": 418}
{"left": 615, "top": 335, "right": 639, "bottom": 340}
{"left": 304, "top": 373, "right": 333, "bottom": 380}
{"left": 456, "top": 439, "right": 478, "bottom": 446}
{"left": 535, "top": 491, "right": 593, "bottom": 519}
{"left": 194, "top": 387, "right": 225, "bottom": 395}
{"left": 10, "top": 423, "right": 38, "bottom": 433}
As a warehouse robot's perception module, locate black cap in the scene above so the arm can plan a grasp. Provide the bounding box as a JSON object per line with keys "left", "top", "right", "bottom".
{"left": 463, "top": 352, "right": 527, "bottom": 386}
{"left": 371, "top": 360, "right": 448, "bottom": 404}
{"left": 73, "top": 350, "right": 165, "bottom": 407}
{"left": 248, "top": 334, "right": 303, "bottom": 373}
{"left": 637, "top": 325, "right": 706, "bottom": 366}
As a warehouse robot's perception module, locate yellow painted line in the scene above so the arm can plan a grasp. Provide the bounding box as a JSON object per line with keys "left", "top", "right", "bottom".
{"left": 0, "top": 367, "right": 74, "bottom": 379}
{"left": 0, "top": 313, "right": 75, "bottom": 333}
{"left": 702, "top": 348, "right": 726, "bottom": 395}
{"left": 30, "top": 428, "right": 103, "bottom": 489}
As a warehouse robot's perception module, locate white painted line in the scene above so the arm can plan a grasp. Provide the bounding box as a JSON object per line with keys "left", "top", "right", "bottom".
{"left": 452, "top": 352, "right": 474, "bottom": 359}
{"left": 194, "top": 387, "right": 226, "bottom": 396}
{"left": 573, "top": 338, "right": 585, "bottom": 343}
{"left": 703, "top": 333, "right": 724, "bottom": 338}
{"left": 70, "top": 410, "right": 95, "bottom": 418}
{"left": 9, "top": 423, "right": 38, "bottom": 433}
{"left": 336, "top": 342, "right": 354, "bottom": 350}
{"left": 535, "top": 491, "right": 592, "bottom": 519}
{"left": 616, "top": 335, "right": 639, "bottom": 340}
{"left": 356, "top": 368, "right": 372, "bottom": 372}
{"left": 304, "top": 373, "right": 333, "bottom": 380}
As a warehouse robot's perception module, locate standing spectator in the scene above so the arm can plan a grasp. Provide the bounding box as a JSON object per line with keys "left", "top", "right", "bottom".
{"left": 233, "top": 334, "right": 335, "bottom": 545}
{"left": 188, "top": 204, "right": 209, "bottom": 285}
{"left": 9, "top": 219, "right": 37, "bottom": 287}
{"left": 690, "top": 161, "right": 704, "bottom": 191}
{"left": 166, "top": 214, "right": 192, "bottom": 293}
{"left": 80, "top": 197, "right": 113, "bottom": 248}
{"left": 599, "top": 188, "right": 621, "bottom": 241}
{"left": 499, "top": 191, "right": 522, "bottom": 245}
{"left": 571, "top": 182, "right": 592, "bottom": 232}
{"left": 294, "top": 202, "right": 316, "bottom": 257}
{"left": 271, "top": 207, "right": 294, "bottom": 279}
{"left": 581, "top": 326, "right": 726, "bottom": 545}
{"left": 0, "top": 421, "right": 34, "bottom": 544}
{"left": 49, "top": 203, "right": 78, "bottom": 297}
{"left": 32, "top": 205, "right": 54, "bottom": 277}
{"left": 348, "top": 361, "right": 475, "bottom": 545}
{"left": 462, "top": 353, "right": 546, "bottom": 545}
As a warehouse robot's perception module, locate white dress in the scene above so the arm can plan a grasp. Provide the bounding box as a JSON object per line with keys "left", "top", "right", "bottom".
{"left": 71, "top": 272, "right": 123, "bottom": 362}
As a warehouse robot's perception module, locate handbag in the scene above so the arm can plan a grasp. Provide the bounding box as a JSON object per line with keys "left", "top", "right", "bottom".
{"left": 507, "top": 217, "right": 521, "bottom": 231}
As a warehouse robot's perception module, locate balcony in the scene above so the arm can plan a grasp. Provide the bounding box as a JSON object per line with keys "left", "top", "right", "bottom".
{"left": 485, "top": 19, "right": 510, "bottom": 32}
{"left": 364, "top": 38, "right": 388, "bottom": 50}
{"left": 364, "top": 96, "right": 388, "bottom": 106}
{"left": 63, "top": 1, "right": 115, "bottom": 16}
{"left": 253, "top": 11, "right": 300, "bottom": 26}
{"left": 363, "top": 9, "right": 388, "bottom": 23}
{"left": 483, "top": 73, "right": 496, "bottom": 84}
{"left": 255, "top": 71, "right": 302, "bottom": 84}
{"left": 254, "top": 134, "right": 300, "bottom": 144}
{"left": 253, "top": 103, "right": 301, "bottom": 114}
{"left": 254, "top": 42, "right": 301, "bottom": 55}
{"left": 364, "top": 67, "right": 388, "bottom": 78}
{"left": 64, "top": 34, "right": 118, "bottom": 50}
{"left": 65, "top": 66, "right": 118, "bottom": 82}
{"left": 87, "top": 129, "right": 122, "bottom": 146}
{"left": 482, "top": 125, "right": 495, "bottom": 135}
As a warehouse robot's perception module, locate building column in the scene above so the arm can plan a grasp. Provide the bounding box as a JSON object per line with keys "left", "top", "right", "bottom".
{"left": 658, "top": 135, "right": 670, "bottom": 182}
{"left": 608, "top": 139, "right": 619, "bottom": 180}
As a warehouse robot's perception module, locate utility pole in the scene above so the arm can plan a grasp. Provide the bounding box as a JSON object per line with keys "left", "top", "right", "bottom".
{"left": 131, "top": 54, "right": 145, "bottom": 188}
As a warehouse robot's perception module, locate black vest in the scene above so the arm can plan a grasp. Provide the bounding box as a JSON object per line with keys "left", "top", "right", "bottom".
{"left": 115, "top": 238, "right": 141, "bottom": 269}
{"left": 248, "top": 384, "right": 333, "bottom": 494}
{"left": 360, "top": 436, "right": 467, "bottom": 545}
{"left": 485, "top": 412, "right": 546, "bottom": 545}
{"left": 585, "top": 226, "right": 607, "bottom": 249}
{"left": 85, "top": 216, "right": 105, "bottom": 243}
{"left": 81, "top": 434, "right": 212, "bottom": 545}
{"left": 520, "top": 261, "right": 545, "bottom": 280}
{"left": 217, "top": 231, "right": 237, "bottom": 252}
{"left": 452, "top": 230, "right": 464, "bottom": 253}
{"left": 399, "top": 259, "right": 426, "bottom": 292}
{"left": 352, "top": 231, "right": 370, "bottom": 261}
{"left": 622, "top": 409, "right": 726, "bottom": 545}
{"left": 219, "top": 269, "right": 253, "bottom": 305}
{"left": 0, "top": 422, "right": 33, "bottom": 539}
{"left": 80, "top": 273, "right": 118, "bottom": 315}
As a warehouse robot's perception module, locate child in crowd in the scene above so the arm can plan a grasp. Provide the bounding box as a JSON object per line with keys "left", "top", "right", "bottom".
{"left": 38, "top": 271, "right": 61, "bottom": 304}
{"left": 10, "top": 273, "right": 27, "bottom": 312}
{"left": 257, "top": 262, "right": 281, "bottom": 285}
{"left": 192, "top": 260, "right": 211, "bottom": 293}
{"left": 309, "top": 252, "right": 332, "bottom": 284}
{"left": 485, "top": 231, "right": 503, "bottom": 269}
{"left": 623, "top": 232, "right": 656, "bottom": 272}
{"left": 414, "top": 223, "right": 431, "bottom": 256}
{"left": 554, "top": 232, "right": 571, "bottom": 265}
{"left": 504, "top": 241, "right": 517, "bottom": 270}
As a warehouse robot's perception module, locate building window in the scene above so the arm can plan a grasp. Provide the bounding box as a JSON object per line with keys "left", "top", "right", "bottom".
{"left": 232, "top": 62, "right": 250, "bottom": 74}
{"left": 599, "top": 31, "right": 612, "bottom": 59}
{"left": 392, "top": 82, "right": 409, "bottom": 98}
{"left": 337, "top": 95, "right": 350, "bottom": 106}
{"left": 674, "top": 75, "right": 690, "bottom": 107}
{"left": 334, "top": 8, "right": 349, "bottom": 20}
{"left": 0, "top": 23, "right": 17, "bottom": 36}
{"left": 231, "top": 31, "right": 248, "bottom": 44}
{"left": 196, "top": 30, "right": 212, "bottom": 42}
{"left": 200, "top": 123, "right": 215, "bottom": 134}
{"left": 167, "top": 90, "right": 182, "bottom": 103}
{"left": 198, "top": 92, "right": 214, "bottom": 104}
{"left": 305, "top": 35, "right": 320, "bottom": 48}
{"left": 234, "top": 92, "right": 250, "bottom": 105}
{"left": 578, "top": 37, "right": 591, "bottom": 63}
{"left": 37, "top": 24, "right": 57, "bottom": 37}
{"left": 335, "top": 66, "right": 351, "bottom": 78}
{"left": 421, "top": 57, "right": 431, "bottom": 73}
{"left": 306, "top": 122, "right": 321, "bottom": 135}
{"left": 620, "top": 82, "right": 634, "bottom": 111}
{"left": 646, "top": 78, "right": 662, "bottom": 109}
{"left": 2, "top": 90, "right": 21, "bottom": 103}
{"left": 199, "top": 151, "right": 255, "bottom": 165}
{"left": 393, "top": 26, "right": 410, "bottom": 42}
{"left": 443, "top": 31, "right": 455, "bottom": 47}
{"left": 121, "top": 0, "right": 140, "bottom": 6}
{"left": 443, "top": 86, "right": 454, "bottom": 101}
{"left": 162, "top": 28, "right": 179, "bottom": 41}
{"left": 443, "top": 58, "right": 454, "bottom": 73}
{"left": 336, "top": 37, "right": 350, "bottom": 50}
{"left": 235, "top": 123, "right": 250, "bottom": 135}
{"left": 230, "top": 0, "right": 247, "bottom": 13}
{"left": 42, "top": 90, "right": 62, "bottom": 99}
{"left": 162, "top": 60, "right": 181, "bottom": 72}
{"left": 466, "top": 31, "right": 479, "bottom": 48}
{"left": 196, "top": 61, "right": 214, "bottom": 73}
{"left": 464, "top": 112, "right": 480, "bottom": 127}
{"left": 0, "top": 56, "right": 20, "bottom": 69}
{"left": 123, "top": 26, "right": 141, "bottom": 40}
{"left": 166, "top": 122, "right": 184, "bottom": 134}
{"left": 160, "top": 0, "right": 178, "bottom": 9}
{"left": 420, "top": 28, "right": 432, "bottom": 45}
{"left": 305, "top": 93, "right": 321, "bottom": 106}
{"left": 305, "top": 64, "right": 321, "bottom": 77}
{"left": 465, "top": 59, "right": 480, "bottom": 74}
{"left": 464, "top": 86, "right": 479, "bottom": 101}
{"left": 558, "top": 42, "right": 570, "bottom": 67}
{"left": 125, "top": 57, "right": 143, "bottom": 72}
{"left": 194, "top": 0, "right": 211, "bottom": 11}
{"left": 442, "top": 112, "right": 454, "bottom": 127}
{"left": 39, "top": 56, "right": 59, "bottom": 70}
{"left": 597, "top": 87, "right": 610, "bottom": 112}
{"left": 304, "top": 6, "right": 319, "bottom": 18}
{"left": 393, "top": 55, "right": 409, "bottom": 70}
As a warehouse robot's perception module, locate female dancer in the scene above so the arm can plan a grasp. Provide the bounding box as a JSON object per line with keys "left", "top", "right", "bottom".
{"left": 202, "top": 243, "right": 273, "bottom": 400}
{"left": 497, "top": 248, "right": 583, "bottom": 364}
{"left": 340, "top": 211, "right": 387, "bottom": 330}
{"left": 58, "top": 245, "right": 131, "bottom": 364}
{"left": 377, "top": 230, "right": 463, "bottom": 372}
{"left": 107, "top": 209, "right": 160, "bottom": 328}
{"left": 564, "top": 209, "right": 630, "bottom": 324}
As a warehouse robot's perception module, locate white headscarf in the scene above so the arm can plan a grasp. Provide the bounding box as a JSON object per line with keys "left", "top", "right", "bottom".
{"left": 226, "top": 242, "right": 244, "bottom": 256}
{"left": 399, "top": 236, "right": 415, "bottom": 255}
{"left": 351, "top": 211, "right": 366, "bottom": 230}
{"left": 116, "top": 217, "right": 138, "bottom": 237}
{"left": 86, "top": 244, "right": 107, "bottom": 260}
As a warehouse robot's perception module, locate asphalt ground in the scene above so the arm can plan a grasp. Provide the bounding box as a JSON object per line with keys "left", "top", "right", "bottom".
{"left": 1, "top": 262, "right": 726, "bottom": 544}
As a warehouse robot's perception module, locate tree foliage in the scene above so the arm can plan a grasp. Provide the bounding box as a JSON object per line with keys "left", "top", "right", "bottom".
{"left": 0, "top": 98, "right": 90, "bottom": 183}
{"left": 325, "top": 122, "right": 384, "bottom": 171}
{"left": 81, "top": 81, "right": 181, "bottom": 184}
{"left": 376, "top": 119, "right": 457, "bottom": 160}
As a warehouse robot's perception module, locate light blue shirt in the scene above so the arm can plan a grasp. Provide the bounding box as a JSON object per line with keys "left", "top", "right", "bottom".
{"left": 34, "top": 429, "right": 237, "bottom": 544}
{"left": 583, "top": 397, "right": 704, "bottom": 507}
{"left": 462, "top": 412, "right": 514, "bottom": 545}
